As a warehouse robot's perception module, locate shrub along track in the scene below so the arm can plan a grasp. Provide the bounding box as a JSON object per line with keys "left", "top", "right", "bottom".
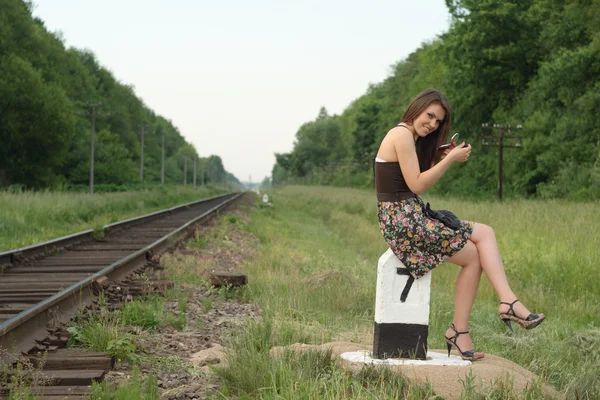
{"left": 0, "top": 192, "right": 245, "bottom": 399}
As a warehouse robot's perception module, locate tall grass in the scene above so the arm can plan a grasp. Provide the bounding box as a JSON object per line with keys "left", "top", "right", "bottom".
{"left": 219, "top": 186, "right": 599, "bottom": 399}
{"left": 0, "top": 185, "right": 228, "bottom": 251}
{"left": 215, "top": 319, "right": 438, "bottom": 399}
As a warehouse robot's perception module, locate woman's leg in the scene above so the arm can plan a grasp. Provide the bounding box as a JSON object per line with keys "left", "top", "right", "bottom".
{"left": 445, "top": 240, "right": 482, "bottom": 351}
{"left": 469, "top": 223, "right": 532, "bottom": 317}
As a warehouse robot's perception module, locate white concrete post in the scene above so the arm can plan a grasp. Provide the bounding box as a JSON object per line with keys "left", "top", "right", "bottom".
{"left": 373, "top": 248, "right": 432, "bottom": 360}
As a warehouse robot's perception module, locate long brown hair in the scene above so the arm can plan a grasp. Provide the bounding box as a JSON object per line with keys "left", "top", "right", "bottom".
{"left": 400, "top": 89, "right": 451, "bottom": 171}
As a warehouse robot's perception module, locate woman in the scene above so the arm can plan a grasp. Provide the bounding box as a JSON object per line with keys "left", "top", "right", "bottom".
{"left": 375, "top": 89, "right": 544, "bottom": 361}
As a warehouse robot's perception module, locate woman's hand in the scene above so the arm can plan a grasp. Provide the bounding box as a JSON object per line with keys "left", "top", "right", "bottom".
{"left": 448, "top": 142, "right": 471, "bottom": 163}
{"left": 439, "top": 148, "right": 451, "bottom": 161}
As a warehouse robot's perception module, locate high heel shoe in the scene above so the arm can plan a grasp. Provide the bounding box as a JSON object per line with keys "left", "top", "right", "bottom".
{"left": 444, "top": 323, "right": 484, "bottom": 361}
{"left": 499, "top": 299, "right": 545, "bottom": 332}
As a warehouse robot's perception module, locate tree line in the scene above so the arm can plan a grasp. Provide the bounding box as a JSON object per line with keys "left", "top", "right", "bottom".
{"left": 0, "top": 0, "right": 239, "bottom": 190}
{"left": 272, "top": 0, "right": 600, "bottom": 200}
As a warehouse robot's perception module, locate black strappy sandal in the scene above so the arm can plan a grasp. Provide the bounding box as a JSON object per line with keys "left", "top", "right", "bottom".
{"left": 444, "top": 323, "right": 485, "bottom": 361}
{"left": 499, "top": 299, "right": 545, "bottom": 332}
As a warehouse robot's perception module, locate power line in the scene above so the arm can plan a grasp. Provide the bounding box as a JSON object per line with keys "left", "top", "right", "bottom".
{"left": 184, "top": 156, "right": 187, "bottom": 185}
{"left": 481, "top": 123, "right": 523, "bottom": 200}
{"left": 161, "top": 135, "right": 165, "bottom": 185}
{"left": 139, "top": 125, "right": 145, "bottom": 181}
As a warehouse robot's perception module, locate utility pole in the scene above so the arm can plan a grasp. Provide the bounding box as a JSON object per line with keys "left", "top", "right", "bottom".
{"left": 82, "top": 103, "right": 103, "bottom": 195}
{"left": 184, "top": 156, "right": 187, "bottom": 185}
{"left": 139, "top": 125, "right": 145, "bottom": 181}
{"left": 319, "top": 164, "right": 324, "bottom": 185}
{"left": 193, "top": 158, "right": 197, "bottom": 187}
{"left": 346, "top": 160, "right": 352, "bottom": 188}
{"left": 329, "top": 161, "right": 335, "bottom": 184}
{"left": 161, "top": 135, "right": 165, "bottom": 185}
{"left": 482, "top": 123, "right": 523, "bottom": 200}
{"left": 201, "top": 162, "right": 204, "bottom": 185}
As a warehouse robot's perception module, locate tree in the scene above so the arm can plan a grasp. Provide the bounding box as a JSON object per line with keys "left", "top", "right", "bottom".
{"left": 0, "top": 54, "right": 75, "bottom": 187}
{"left": 442, "top": 0, "right": 544, "bottom": 130}
{"left": 0, "top": 0, "right": 241, "bottom": 188}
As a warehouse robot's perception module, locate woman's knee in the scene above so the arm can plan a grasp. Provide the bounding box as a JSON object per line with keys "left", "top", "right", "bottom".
{"left": 447, "top": 240, "right": 481, "bottom": 268}
{"left": 472, "top": 223, "right": 496, "bottom": 243}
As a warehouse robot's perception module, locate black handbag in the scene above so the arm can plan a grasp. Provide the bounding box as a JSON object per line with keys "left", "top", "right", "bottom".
{"left": 415, "top": 196, "right": 462, "bottom": 230}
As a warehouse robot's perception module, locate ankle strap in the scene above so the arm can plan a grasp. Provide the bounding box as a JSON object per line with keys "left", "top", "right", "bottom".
{"left": 450, "top": 323, "right": 469, "bottom": 335}
{"left": 500, "top": 299, "right": 520, "bottom": 316}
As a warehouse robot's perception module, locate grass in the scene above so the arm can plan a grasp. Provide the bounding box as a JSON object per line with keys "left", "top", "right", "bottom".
{"left": 24, "top": 186, "right": 597, "bottom": 398}
{"left": 0, "top": 355, "right": 50, "bottom": 400}
{"left": 63, "top": 289, "right": 198, "bottom": 398}
{"left": 119, "top": 295, "right": 167, "bottom": 330}
{"left": 214, "top": 318, "right": 438, "bottom": 399}
{"left": 210, "top": 186, "right": 599, "bottom": 399}
{"left": 0, "top": 184, "right": 229, "bottom": 251}
{"left": 67, "top": 304, "right": 140, "bottom": 364}
{"left": 67, "top": 291, "right": 189, "bottom": 364}
{"left": 89, "top": 365, "right": 159, "bottom": 400}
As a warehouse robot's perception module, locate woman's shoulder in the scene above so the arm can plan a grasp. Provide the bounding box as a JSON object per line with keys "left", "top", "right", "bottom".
{"left": 378, "top": 126, "right": 414, "bottom": 159}
{"left": 386, "top": 125, "right": 414, "bottom": 143}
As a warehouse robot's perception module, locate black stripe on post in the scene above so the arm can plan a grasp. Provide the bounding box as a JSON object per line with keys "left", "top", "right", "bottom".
{"left": 396, "top": 268, "right": 415, "bottom": 302}
{"left": 373, "top": 322, "right": 428, "bottom": 360}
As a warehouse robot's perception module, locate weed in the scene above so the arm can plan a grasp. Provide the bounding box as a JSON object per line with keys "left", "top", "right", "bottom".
{"left": 0, "top": 354, "right": 50, "bottom": 399}
{"left": 164, "top": 290, "right": 188, "bottom": 330}
{"left": 68, "top": 320, "right": 139, "bottom": 364}
{"left": 120, "top": 296, "right": 164, "bottom": 330}
{"left": 106, "top": 335, "right": 139, "bottom": 364}
{"left": 189, "top": 229, "right": 210, "bottom": 249}
{"left": 138, "top": 355, "right": 186, "bottom": 374}
{"left": 89, "top": 365, "right": 159, "bottom": 399}
{"left": 195, "top": 319, "right": 207, "bottom": 332}
{"left": 201, "top": 297, "right": 212, "bottom": 313}
{"left": 92, "top": 225, "right": 105, "bottom": 241}
{"left": 459, "top": 370, "right": 478, "bottom": 400}
{"left": 67, "top": 300, "right": 139, "bottom": 364}
{"left": 44, "top": 245, "right": 60, "bottom": 256}
{"left": 208, "top": 284, "right": 244, "bottom": 302}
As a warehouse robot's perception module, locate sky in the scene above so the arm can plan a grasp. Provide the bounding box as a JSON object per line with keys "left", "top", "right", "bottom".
{"left": 33, "top": 0, "right": 451, "bottom": 184}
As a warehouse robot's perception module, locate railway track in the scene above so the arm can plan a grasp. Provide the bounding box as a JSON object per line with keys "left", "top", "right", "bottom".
{"left": 0, "top": 192, "right": 245, "bottom": 398}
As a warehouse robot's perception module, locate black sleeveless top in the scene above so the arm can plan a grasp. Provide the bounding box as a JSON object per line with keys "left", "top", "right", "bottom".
{"left": 374, "top": 161, "right": 415, "bottom": 201}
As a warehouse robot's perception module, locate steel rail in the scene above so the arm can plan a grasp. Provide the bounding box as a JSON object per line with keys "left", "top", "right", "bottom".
{"left": 0, "top": 230, "right": 94, "bottom": 268}
{"left": 0, "top": 192, "right": 245, "bottom": 362}
{"left": 0, "top": 193, "right": 233, "bottom": 268}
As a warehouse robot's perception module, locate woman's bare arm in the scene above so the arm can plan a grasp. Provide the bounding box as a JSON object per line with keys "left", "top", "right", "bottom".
{"left": 392, "top": 129, "right": 470, "bottom": 195}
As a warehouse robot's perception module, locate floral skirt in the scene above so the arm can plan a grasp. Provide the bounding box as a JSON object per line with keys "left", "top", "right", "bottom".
{"left": 377, "top": 199, "right": 474, "bottom": 279}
